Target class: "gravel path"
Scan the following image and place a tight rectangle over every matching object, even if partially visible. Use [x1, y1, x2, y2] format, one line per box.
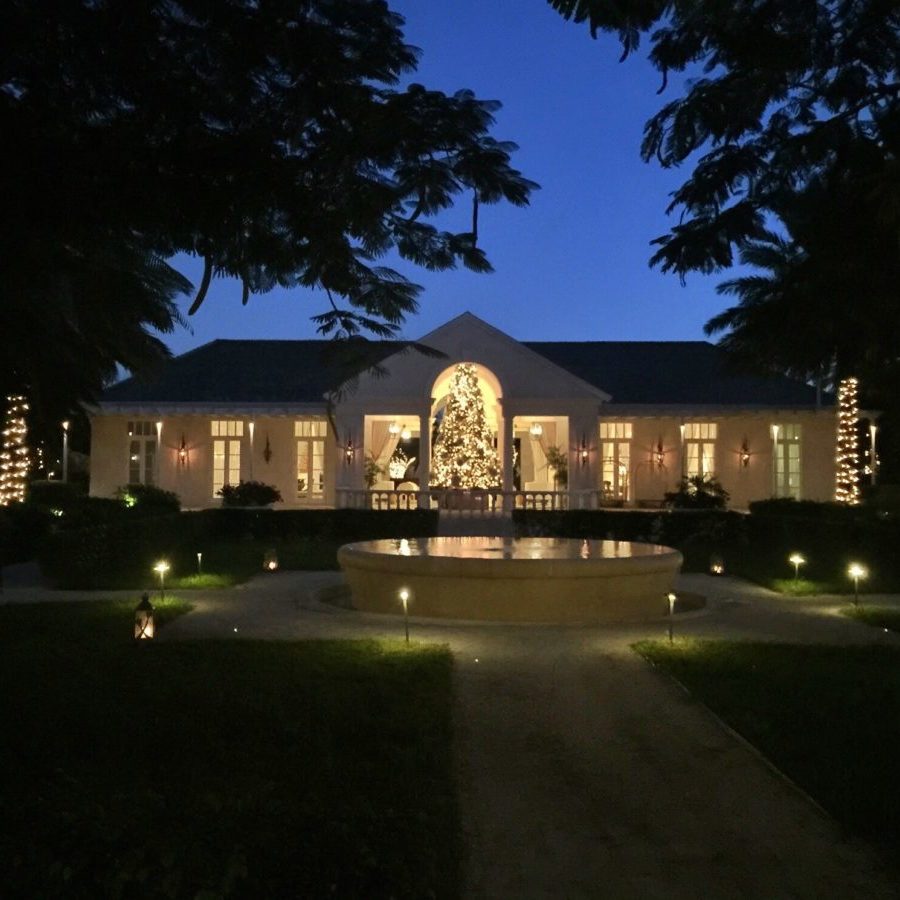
[4, 570, 899, 897]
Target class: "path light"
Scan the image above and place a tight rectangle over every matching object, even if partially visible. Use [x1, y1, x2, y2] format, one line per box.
[134, 593, 155, 640]
[848, 562, 868, 607]
[709, 554, 725, 576]
[153, 560, 170, 599]
[196, 551, 203, 575]
[789, 552, 806, 581]
[263, 549, 279, 572]
[666, 592, 677, 643]
[399, 588, 410, 645]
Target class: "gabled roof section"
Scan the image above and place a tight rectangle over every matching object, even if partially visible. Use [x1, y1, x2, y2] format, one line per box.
[101, 339, 402, 404]
[100, 330, 828, 409]
[525, 341, 826, 407]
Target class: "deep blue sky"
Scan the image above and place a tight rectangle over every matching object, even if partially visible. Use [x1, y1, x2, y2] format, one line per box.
[164, 0, 735, 357]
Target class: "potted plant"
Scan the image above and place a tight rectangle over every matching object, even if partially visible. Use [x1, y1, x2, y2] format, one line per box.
[364, 453, 383, 489]
[544, 445, 568, 489]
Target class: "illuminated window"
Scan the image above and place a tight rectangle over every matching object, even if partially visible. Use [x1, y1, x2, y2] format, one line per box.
[684, 423, 717, 477]
[126, 421, 156, 485]
[295, 419, 327, 499]
[773, 424, 801, 499]
[599, 422, 632, 499]
[211, 421, 243, 495]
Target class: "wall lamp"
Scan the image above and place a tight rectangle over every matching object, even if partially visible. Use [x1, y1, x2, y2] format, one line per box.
[344, 435, 355, 466]
[654, 439, 665, 470]
[740, 438, 751, 468]
[178, 434, 188, 467]
[580, 433, 589, 467]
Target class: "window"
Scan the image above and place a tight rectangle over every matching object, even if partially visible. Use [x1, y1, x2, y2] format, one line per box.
[599, 422, 632, 500]
[295, 419, 327, 500]
[211, 421, 243, 495]
[684, 423, 717, 477]
[773, 424, 801, 499]
[127, 421, 157, 485]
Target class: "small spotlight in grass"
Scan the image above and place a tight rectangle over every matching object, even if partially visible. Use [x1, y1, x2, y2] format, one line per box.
[263, 549, 279, 572]
[153, 560, 170, 599]
[399, 588, 410, 645]
[848, 563, 868, 607]
[789, 552, 806, 581]
[666, 592, 677, 643]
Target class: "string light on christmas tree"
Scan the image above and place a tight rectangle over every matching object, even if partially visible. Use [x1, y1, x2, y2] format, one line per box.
[0, 395, 30, 505]
[835, 376, 861, 505]
[430, 363, 501, 489]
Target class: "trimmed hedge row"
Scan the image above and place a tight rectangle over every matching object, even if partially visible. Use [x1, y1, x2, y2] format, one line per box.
[38, 509, 439, 588]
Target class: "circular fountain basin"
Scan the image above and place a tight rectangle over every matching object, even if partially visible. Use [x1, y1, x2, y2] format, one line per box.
[337, 537, 683, 623]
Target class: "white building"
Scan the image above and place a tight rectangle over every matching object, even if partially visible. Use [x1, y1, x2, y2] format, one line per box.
[90, 312, 837, 510]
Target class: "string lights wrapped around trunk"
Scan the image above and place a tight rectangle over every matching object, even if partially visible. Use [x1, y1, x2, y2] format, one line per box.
[835, 377, 860, 505]
[0, 395, 30, 505]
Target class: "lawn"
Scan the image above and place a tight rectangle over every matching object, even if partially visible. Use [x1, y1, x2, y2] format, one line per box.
[0, 601, 459, 899]
[635, 639, 900, 865]
[842, 605, 900, 634]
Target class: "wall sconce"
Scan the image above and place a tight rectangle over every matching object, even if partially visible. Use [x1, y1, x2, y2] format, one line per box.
[529, 422, 543, 437]
[739, 438, 750, 468]
[580, 433, 589, 467]
[654, 439, 665, 470]
[344, 436, 355, 465]
[178, 434, 188, 467]
[263, 434, 272, 463]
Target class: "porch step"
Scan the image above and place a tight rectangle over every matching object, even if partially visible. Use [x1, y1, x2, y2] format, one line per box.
[437, 511, 514, 537]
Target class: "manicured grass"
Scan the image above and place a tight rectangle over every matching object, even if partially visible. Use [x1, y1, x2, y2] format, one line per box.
[169, 572, 240, 589]
[635, 639, 900, 863]
[0, 602, 459, 899]
[842, 605, 900, 633]
[766, 577, 845, 596]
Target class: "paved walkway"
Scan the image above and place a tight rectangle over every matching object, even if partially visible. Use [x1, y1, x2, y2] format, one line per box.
[3, 570, 900, 897]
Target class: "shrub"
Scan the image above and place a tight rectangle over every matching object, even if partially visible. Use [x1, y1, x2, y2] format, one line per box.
[26, 479, 84, 511]
[218, 480, 282, 507]
[0, 502, 53, 564]
[665, 475, 729, 509]
[116, 483, 181, 514]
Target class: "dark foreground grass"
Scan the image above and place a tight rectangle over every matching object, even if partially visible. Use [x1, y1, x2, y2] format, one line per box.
[635, 639, 900, 865]
[843, 605, 900, 634]
[0, 601, 458, 899]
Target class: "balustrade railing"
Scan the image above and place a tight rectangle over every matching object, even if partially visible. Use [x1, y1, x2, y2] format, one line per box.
[335, 488, 623, 514]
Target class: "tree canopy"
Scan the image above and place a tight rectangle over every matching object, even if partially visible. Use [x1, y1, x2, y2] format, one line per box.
[2, 0, 536, 428]
[550, 1, 900, 368]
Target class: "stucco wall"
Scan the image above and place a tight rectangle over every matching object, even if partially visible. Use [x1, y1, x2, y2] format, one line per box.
[89, 414, 338, 509]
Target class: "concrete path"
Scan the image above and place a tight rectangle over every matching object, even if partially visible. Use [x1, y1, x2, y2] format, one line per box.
[4, 571, 899, 897]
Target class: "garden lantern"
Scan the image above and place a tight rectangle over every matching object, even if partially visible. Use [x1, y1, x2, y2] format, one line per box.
[709, 554, 725, 575]
[847, 562, 867, 607]
[153, 560, 169, 598]
[263, 549, 279, 571]
[789, 552, 806, 581]
[134, 593, 155, 640]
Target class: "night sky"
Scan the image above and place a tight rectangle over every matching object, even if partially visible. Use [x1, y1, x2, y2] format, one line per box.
[164, 1, 737, 357]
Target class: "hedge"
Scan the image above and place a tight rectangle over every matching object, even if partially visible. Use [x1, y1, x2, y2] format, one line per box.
[38, 509, 439, 588]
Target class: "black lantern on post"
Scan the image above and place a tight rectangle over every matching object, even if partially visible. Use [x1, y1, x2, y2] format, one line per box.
[134, 593, 155, 640]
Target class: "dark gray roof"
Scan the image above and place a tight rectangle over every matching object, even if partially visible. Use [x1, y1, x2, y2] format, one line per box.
[523, 341, 826, 407]
[102, 338, 827, 408]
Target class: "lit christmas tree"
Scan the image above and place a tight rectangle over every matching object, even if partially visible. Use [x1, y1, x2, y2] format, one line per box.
[0, 395, 30, 505]
[834, 376, 860, 504]
[430, 363, 501, 488]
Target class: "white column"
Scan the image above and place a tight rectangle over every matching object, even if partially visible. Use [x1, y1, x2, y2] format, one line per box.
[501, 410, 514, 511]
[155, 420, 163, 486]
[418, 406, 432, 509]
[248, 421, 255, 480]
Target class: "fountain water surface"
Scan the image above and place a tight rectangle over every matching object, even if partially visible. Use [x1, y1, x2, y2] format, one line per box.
[338, 537, 682, 623]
